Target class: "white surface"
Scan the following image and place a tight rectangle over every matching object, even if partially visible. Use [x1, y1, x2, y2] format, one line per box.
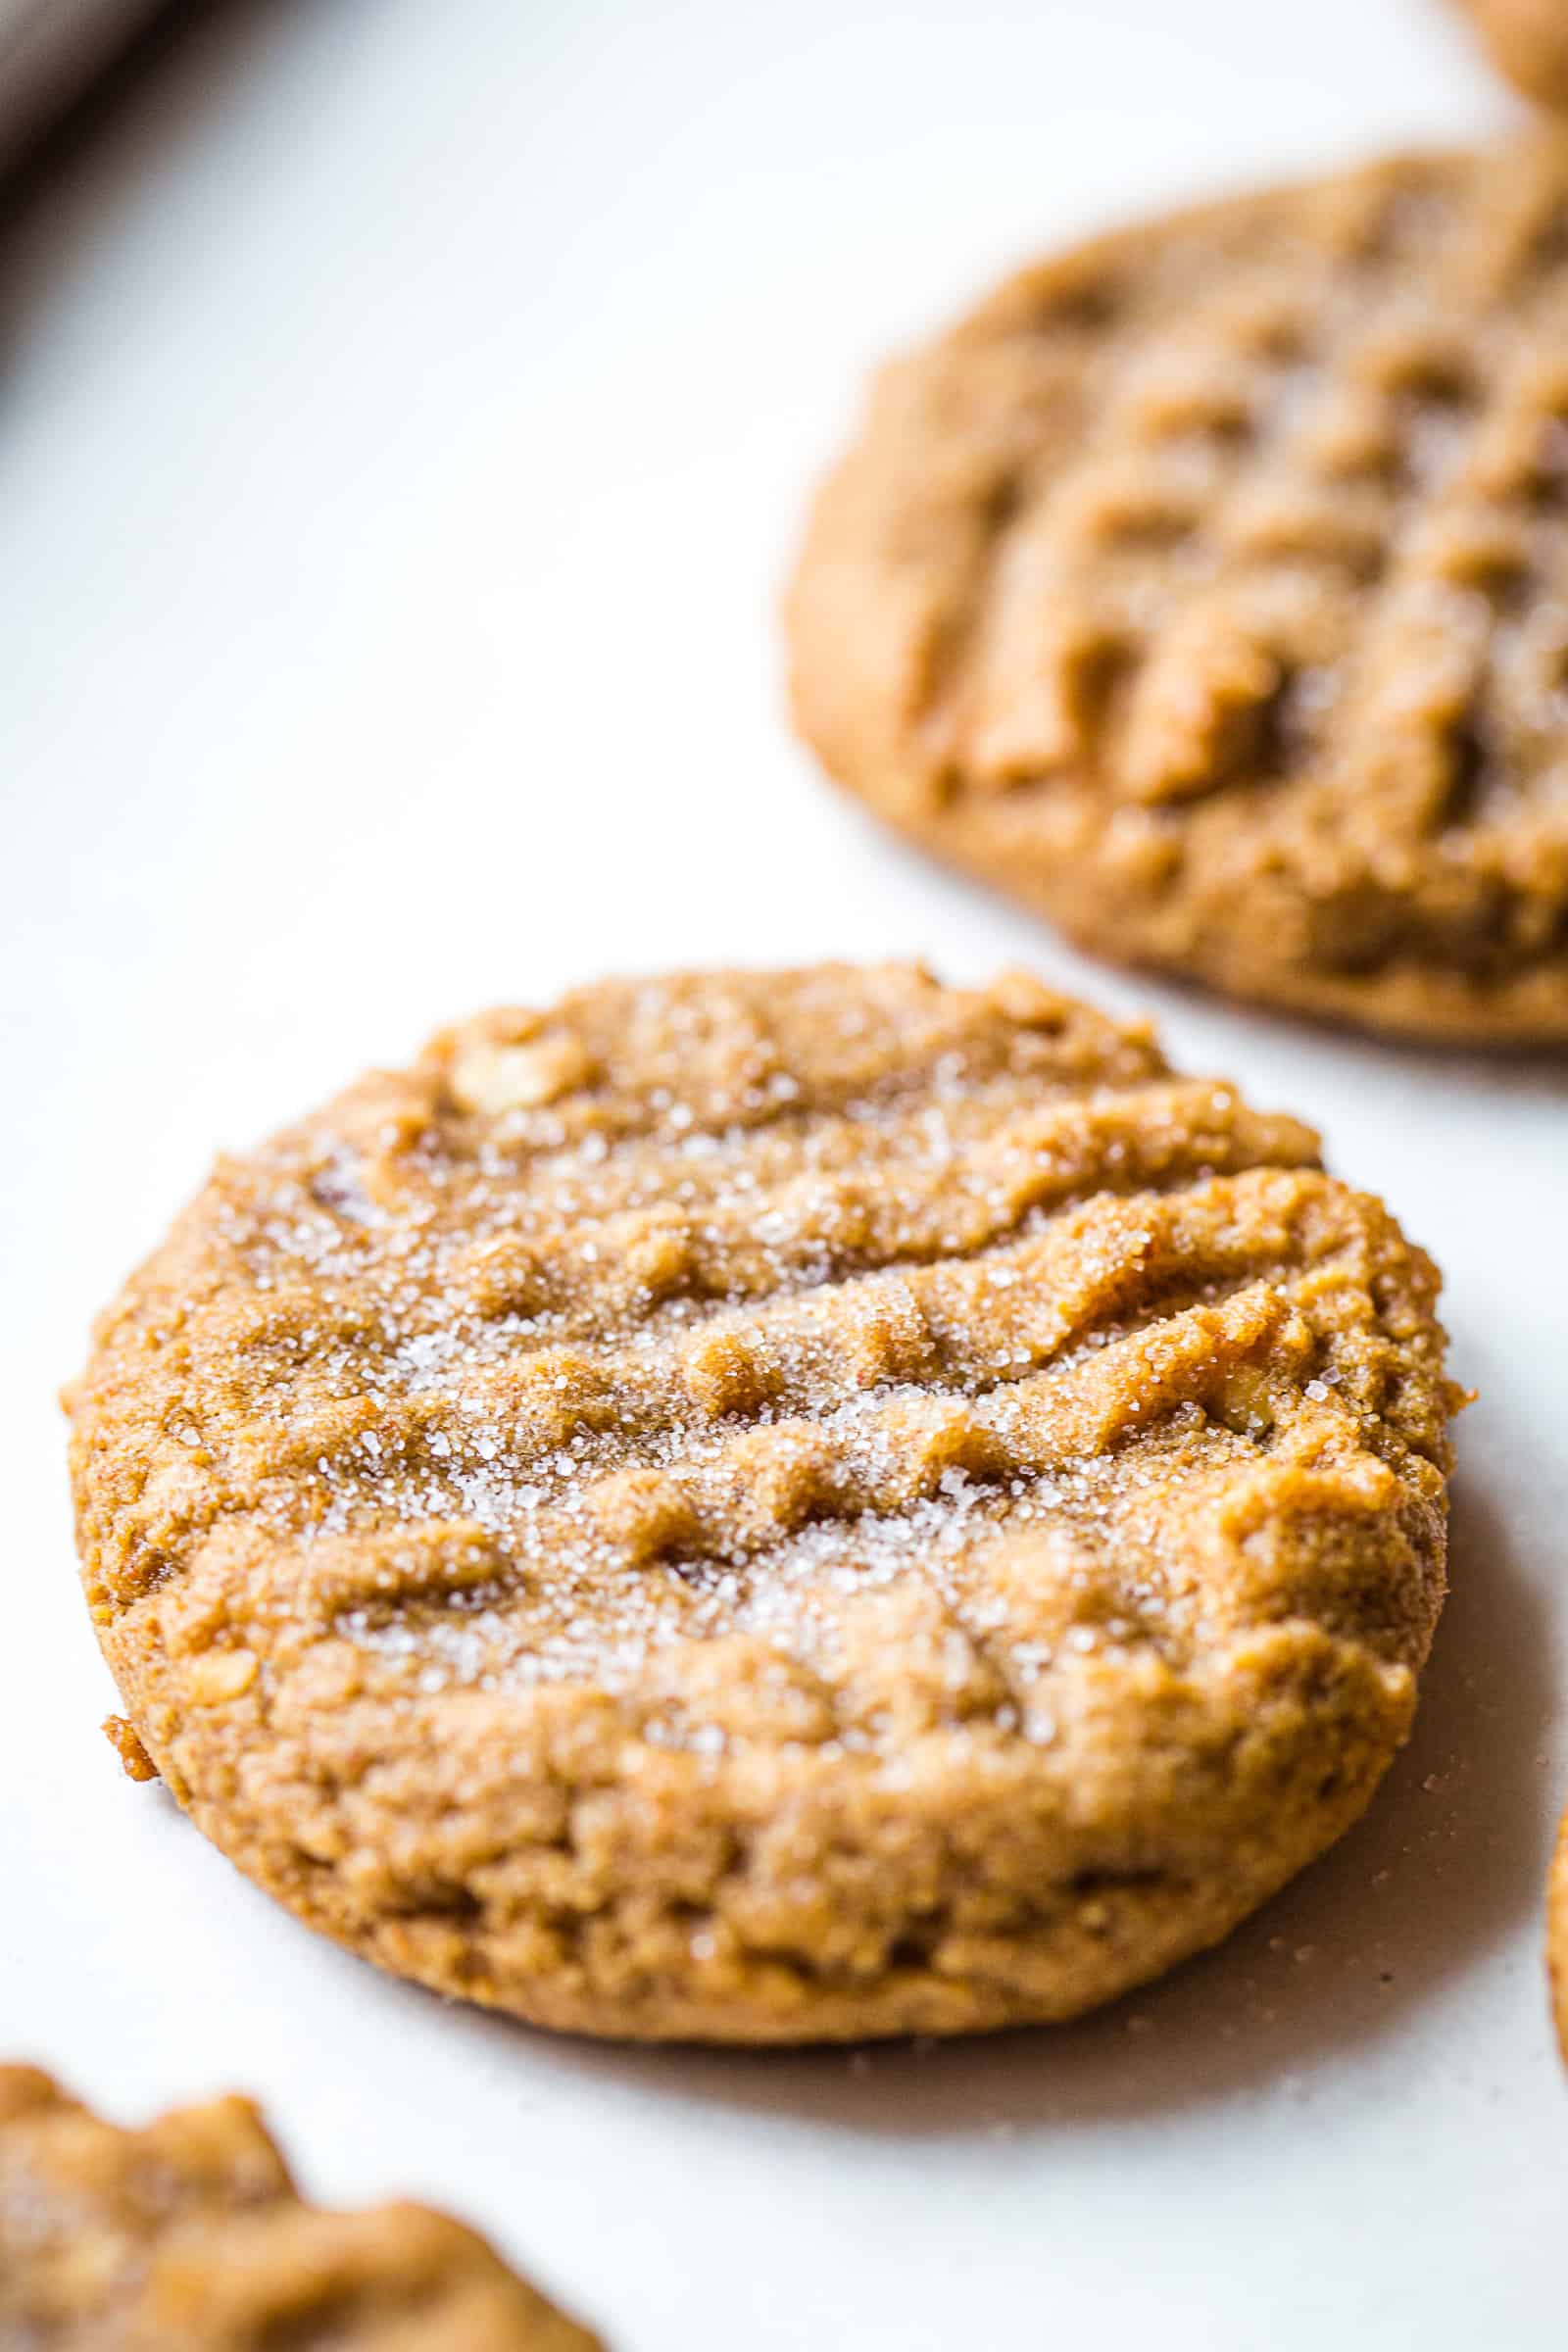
[1, 2, 1564, 2344]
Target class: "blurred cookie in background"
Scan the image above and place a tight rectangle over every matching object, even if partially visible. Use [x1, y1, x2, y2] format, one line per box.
[788, 141, 1568, 1043]
[1548, 1808, 1568, 2060]
[0, 2066, 602, 2350]
[1458, 0, 1568, 110]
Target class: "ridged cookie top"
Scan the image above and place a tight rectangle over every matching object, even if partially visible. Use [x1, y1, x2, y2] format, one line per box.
[789, 145, 1568, 1036]
[71, 966, 1452, 1790]
[0, 2068, 598, 2349]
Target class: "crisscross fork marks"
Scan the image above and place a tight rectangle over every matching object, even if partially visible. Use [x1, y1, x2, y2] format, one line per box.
[789, 146, 1568, 1032]
[66, 967, 1459, 2042]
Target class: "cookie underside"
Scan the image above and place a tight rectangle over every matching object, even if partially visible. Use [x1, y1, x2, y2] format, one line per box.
[68, 966, 1457, 2041]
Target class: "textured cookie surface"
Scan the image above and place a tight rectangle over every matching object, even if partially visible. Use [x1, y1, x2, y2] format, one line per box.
[1461, 1, 1568, 109]
[787, 143, 1568, 1040]
[69, 965, 1458, 2041]
[0, 2067, 599, 2349]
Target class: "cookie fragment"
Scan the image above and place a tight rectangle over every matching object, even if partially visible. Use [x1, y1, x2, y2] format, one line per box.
[0, 2067, 600, 2349]
[68, 964, 1460, 2040]
[787, 143, 1568, 1040]
[103, 1714, 158, 1782]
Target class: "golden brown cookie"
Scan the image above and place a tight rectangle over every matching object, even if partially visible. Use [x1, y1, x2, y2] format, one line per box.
[787, 143, 1568, 1042]
[1460, 0, 1568, 109]
[68, 964, 1460, 2041]
[0, 2066, 599, 2349]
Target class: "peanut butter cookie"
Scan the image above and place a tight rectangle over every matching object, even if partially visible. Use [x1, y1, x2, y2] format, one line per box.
[787, 144, 1568, 1042]
[68, 964, 1459, 2040]
[1460, 1, 1568, 110]
[0, 2066, 599, 2348]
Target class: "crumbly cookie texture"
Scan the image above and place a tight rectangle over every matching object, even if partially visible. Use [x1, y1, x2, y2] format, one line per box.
[0, 2067, 600, 2350]
[787, 143, 1568, 1042]
[1461, 0, 1568, 109]
[68, 964, 1460, 2042]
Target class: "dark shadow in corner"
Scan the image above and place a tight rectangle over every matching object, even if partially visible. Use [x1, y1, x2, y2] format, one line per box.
[0, 0, 300, 358]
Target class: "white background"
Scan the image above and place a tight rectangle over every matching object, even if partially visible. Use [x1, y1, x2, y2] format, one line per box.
[2, 3, 1564, 2343]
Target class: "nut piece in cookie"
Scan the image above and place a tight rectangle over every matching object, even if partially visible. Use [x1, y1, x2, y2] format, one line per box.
[67, 964, 1462, 2041]
[787, 143, 1568, 1041]
[0, 2066, 601, 2348]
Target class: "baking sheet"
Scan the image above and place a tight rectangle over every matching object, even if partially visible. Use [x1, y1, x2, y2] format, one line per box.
[2, 2, 1563, 2344]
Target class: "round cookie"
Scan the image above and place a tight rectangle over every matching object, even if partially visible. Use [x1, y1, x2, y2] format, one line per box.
[786, 143, 1568, 1042]
[0, 2066, 600, 2349]
[68, 964, 1460, 2042]
[1460, 1, 1568, 110]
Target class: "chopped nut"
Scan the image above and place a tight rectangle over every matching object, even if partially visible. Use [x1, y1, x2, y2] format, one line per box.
[450, 1036, 593, 1114]
[187, 1649, 259, 1705]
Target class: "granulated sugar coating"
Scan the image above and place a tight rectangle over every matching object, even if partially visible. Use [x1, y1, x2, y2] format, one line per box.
[0, 2067, 600, 2348]
[788, 141, 1568, 1042]
[67, 965, 1462, 2041]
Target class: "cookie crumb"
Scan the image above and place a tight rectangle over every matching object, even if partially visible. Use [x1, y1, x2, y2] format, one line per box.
[102, 1715, 158, 1783]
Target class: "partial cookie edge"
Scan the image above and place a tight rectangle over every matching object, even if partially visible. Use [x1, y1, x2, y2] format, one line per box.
[0, 2066, 604, 2349]
[1458, 0, 1568, 112]
[1549, 1805, 1568, 2061]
